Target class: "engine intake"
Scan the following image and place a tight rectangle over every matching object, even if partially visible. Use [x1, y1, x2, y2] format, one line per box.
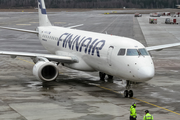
[33, 61, 59, 81]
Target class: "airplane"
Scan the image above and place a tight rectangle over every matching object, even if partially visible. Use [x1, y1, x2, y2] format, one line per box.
[0, 0, 180, 98]
[176, 5, 180, 9]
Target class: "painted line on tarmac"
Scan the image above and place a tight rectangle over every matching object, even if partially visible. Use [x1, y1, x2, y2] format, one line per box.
[17, 58, 34, 65]
[16, 24, 31, 26]
[95, 85, 180, 116]
[16, 58, 180, 116]
[133, 97, 180, 116]
[29, 22, 39, 23]
[54, 22, 66, 24]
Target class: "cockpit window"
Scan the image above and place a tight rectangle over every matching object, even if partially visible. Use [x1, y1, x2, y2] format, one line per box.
[118, 49, 126, 56]
[127, 49, 139, 56]
[126, 48, 149, 56]
[138, 48, 149, 56]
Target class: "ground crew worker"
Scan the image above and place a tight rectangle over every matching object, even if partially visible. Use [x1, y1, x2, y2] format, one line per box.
[150, 19, 154, 24]
[130, 102, 137, 120]
[143, 110, 153, 120]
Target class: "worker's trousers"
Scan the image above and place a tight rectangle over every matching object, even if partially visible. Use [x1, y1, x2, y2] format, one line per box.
[130, 116, 136, 120]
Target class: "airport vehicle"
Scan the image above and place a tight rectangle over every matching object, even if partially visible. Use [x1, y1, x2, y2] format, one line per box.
[150, 13, 161, 17]
[134, 13, 142, 17]
[165, 18, 178, 24]
[176, 5, 180, 9]
[149, 18, 157, 24]
[1, 0, 180, 98]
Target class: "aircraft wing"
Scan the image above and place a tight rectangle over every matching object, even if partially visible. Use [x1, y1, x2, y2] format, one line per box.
[0, 26, 38, 34]
[0, 24, 83, 33]
[146, 43, 180, 51]
[0, 51, 78, 63]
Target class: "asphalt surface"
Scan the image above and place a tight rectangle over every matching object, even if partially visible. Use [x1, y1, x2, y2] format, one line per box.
[0, 10, 180, 120]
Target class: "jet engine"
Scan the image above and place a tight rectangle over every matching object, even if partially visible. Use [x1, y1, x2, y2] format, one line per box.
[33, 61, 59, 81]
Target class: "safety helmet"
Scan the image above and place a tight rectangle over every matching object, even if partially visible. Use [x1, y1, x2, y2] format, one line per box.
[132, 102, 136, 107]
[145, 110, 149, 113]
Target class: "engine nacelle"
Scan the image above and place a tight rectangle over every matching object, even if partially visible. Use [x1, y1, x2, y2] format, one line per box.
[33, 61, 59, 81]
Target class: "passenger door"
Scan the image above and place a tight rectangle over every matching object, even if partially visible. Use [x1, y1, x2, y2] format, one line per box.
[107, 46, 114, 66]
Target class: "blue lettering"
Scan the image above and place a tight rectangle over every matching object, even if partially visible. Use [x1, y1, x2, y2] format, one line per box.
[57, 33, 106, 57]
[88, 39, 98, 55]
[67, 35, 78, 49]
[63, 34, 71, 47]
[64, 34, 73, 48]
[57, 33, 69, 46]
[79, 38, 92, 53]
[92, 40, 105, 57]
[72, 36, 85, 51]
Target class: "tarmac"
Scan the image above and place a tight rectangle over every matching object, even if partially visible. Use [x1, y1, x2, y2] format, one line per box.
[0, 9, 180, 120]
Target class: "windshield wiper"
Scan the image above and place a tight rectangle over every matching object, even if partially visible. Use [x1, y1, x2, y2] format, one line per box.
[137, 49, 144, 57]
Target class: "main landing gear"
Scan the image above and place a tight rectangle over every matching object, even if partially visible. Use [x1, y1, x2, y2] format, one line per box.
[124, 80, 134, 98]
[99, 72, 113, 83]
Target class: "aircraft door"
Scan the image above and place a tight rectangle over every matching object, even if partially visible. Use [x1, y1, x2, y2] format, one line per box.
[107, 46, 114, 66]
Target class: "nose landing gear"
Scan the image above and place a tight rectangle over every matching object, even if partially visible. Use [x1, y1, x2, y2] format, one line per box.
[99, 72, 134, 98]
[124, 80, 134, 98]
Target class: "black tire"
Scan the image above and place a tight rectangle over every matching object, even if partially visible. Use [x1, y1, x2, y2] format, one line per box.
[99, 72, 106, 81]
[107, 75, 113, 83]
[124, 90, 128, 98]
[108, 75, 113, 79]
[129, 90, 133, 98]
[107, 79, 113, 83]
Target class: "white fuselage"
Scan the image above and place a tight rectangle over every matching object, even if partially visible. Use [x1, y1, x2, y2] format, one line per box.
[38, 26, 155, 82]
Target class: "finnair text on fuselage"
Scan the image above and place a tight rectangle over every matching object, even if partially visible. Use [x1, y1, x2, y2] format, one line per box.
[43, 31, 106, 57]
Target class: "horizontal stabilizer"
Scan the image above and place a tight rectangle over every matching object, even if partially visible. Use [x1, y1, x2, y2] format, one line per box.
[0, 26, 38, 34]
[146, 42, 180, 51]
[67, 24, 84, 29]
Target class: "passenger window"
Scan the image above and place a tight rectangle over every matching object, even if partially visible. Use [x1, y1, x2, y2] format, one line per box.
[118, 49, 126, 56]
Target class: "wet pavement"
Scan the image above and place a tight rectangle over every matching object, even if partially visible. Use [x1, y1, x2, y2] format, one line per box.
[0, 10, 180, 120]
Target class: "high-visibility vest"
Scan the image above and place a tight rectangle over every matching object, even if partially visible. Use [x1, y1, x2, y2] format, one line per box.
[130, 105, 137, 118]
[143, 113, 153, 120]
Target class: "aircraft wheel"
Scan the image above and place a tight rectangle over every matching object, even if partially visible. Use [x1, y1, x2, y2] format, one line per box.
[99, 72, 106, 81]
[107, 75, 113, 83]
[107, 79, 113, 83]
[124, 90, 129, 98]
[128, 90, 133, 98]
[108, 75, 113, 79]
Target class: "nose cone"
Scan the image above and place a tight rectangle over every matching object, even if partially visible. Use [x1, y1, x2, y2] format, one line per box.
[138, 67, 154, 80]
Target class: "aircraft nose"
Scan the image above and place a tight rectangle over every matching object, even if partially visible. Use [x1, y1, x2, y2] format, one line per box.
[138, 67, 154, 80]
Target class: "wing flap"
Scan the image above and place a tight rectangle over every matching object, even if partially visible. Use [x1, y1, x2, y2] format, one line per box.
[0, 51, 78, 63]
[146, 43, 180, 51]
[0, 26, 38, 34]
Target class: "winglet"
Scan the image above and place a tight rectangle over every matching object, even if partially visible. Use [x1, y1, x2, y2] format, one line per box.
[146, 43, 180, 51]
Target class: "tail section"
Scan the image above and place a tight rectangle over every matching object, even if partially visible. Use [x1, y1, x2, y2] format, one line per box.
[38, 0, 52, 26]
